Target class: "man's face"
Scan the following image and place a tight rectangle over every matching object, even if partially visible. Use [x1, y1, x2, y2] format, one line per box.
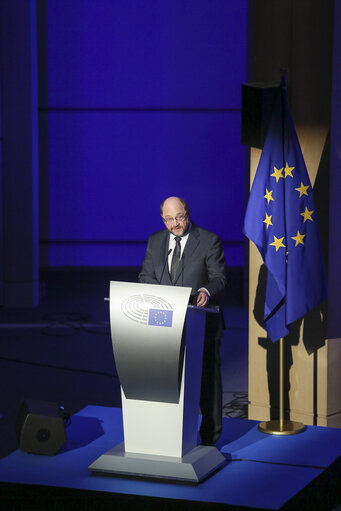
[162, 199, 189, 237]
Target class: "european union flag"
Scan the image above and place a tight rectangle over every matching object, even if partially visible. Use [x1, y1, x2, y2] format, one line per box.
[243, 76, 327, 342]
[148, 309, 173, 327]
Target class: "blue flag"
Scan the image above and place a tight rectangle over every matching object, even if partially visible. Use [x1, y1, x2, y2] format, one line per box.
[243, 78, 327, 342]
[148, 309, 173, 327]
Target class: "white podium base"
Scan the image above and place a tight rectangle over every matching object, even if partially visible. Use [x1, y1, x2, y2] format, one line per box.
[88, 442, 226, 484]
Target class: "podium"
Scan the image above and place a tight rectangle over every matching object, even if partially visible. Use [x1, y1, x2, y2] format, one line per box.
[88, 281, 226, 483]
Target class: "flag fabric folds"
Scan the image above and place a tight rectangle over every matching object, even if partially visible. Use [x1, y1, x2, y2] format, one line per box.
[243, 78, 327, 342]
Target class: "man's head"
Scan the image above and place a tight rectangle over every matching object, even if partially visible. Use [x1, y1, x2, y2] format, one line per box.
[160, 196, 190, 237]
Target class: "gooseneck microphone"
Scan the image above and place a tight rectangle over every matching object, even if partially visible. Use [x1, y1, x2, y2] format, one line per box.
[159, 248, 172, 284]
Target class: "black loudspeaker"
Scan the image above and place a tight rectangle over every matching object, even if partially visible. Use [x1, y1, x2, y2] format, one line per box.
[16, 399, 67, 455]
[241, 82, 279, 149]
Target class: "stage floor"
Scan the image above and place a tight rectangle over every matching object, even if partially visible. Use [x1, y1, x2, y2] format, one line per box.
[1, 406, 341, 510]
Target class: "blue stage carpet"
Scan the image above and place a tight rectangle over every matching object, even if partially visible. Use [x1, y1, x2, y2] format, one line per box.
[0, 406, 341, 510]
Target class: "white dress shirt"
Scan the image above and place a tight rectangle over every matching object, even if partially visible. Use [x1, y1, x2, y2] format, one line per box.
[167, 231, 190, 271]
[167, 225, 210, 298]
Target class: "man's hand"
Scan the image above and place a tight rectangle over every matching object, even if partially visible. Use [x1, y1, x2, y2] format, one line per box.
[196, 289, 209, 307]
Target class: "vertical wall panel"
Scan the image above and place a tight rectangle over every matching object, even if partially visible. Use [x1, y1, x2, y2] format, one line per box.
[0, 60, 3, 304]
[1, 0, 40, 306]
[328, 0, 341, 339]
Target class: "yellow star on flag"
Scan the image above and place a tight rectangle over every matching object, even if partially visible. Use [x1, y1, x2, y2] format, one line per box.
[270, 166, 284, 182]
[270, 236, 285, 252]
[295, 182, 310, 197]
[291, 230, 306, 246]
[264, 188, 274, 204]
[300, 207, 314, 223]
[263, 213, 273, 229]
[284, 162, 294, 178]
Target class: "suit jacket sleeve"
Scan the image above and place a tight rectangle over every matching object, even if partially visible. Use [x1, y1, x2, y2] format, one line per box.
[201, 234, 227, 299]
[138, 236, 160, 285]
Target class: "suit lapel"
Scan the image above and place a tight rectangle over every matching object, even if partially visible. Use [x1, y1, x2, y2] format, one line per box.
[159, 231, 172, 285]
[183, 224, 200, 260]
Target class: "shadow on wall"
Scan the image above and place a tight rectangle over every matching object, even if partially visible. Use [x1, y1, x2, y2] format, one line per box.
[253, 264, 327, 424]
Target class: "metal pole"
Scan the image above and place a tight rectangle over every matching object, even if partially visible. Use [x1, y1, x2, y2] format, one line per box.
[279, 337, 284, 431]
[258, 338, 305, 435]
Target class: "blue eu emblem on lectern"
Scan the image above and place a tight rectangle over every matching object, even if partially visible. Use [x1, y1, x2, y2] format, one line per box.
[148, 309, 173, 327]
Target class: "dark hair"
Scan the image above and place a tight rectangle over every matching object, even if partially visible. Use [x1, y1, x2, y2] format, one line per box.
[160, 197, 190, 216]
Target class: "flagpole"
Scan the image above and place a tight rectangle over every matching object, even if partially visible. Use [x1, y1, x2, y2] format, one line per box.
[279, 336, 284, 430]
[243, 73, 327, 436]
[258, 338, 305, 435]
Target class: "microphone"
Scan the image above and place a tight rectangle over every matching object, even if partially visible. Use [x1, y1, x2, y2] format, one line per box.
[159, 248, 172, 284]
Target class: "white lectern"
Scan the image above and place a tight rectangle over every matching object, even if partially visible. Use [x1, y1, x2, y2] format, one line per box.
[88, 281, 226, 483]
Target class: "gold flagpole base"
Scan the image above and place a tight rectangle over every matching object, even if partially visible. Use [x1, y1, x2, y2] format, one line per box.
[258, 420, 306, 435]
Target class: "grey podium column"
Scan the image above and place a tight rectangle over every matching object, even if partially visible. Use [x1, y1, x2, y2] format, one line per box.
[89, 281, 226, 483]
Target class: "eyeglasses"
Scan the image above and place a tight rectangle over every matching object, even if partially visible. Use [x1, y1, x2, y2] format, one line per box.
[163, 214, 187, 225]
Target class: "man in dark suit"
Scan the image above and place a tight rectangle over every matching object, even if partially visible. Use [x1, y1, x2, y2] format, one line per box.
[138, 196, 227, 445]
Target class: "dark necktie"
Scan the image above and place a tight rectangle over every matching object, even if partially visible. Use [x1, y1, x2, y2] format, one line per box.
[170, 236, 181, 283]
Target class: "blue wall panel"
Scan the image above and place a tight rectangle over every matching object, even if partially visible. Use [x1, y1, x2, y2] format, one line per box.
[43, 0, 247, 109]
[44, 110, 244, 239]
[39, 0, 248, 267]
[40, 241, 243, 268]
